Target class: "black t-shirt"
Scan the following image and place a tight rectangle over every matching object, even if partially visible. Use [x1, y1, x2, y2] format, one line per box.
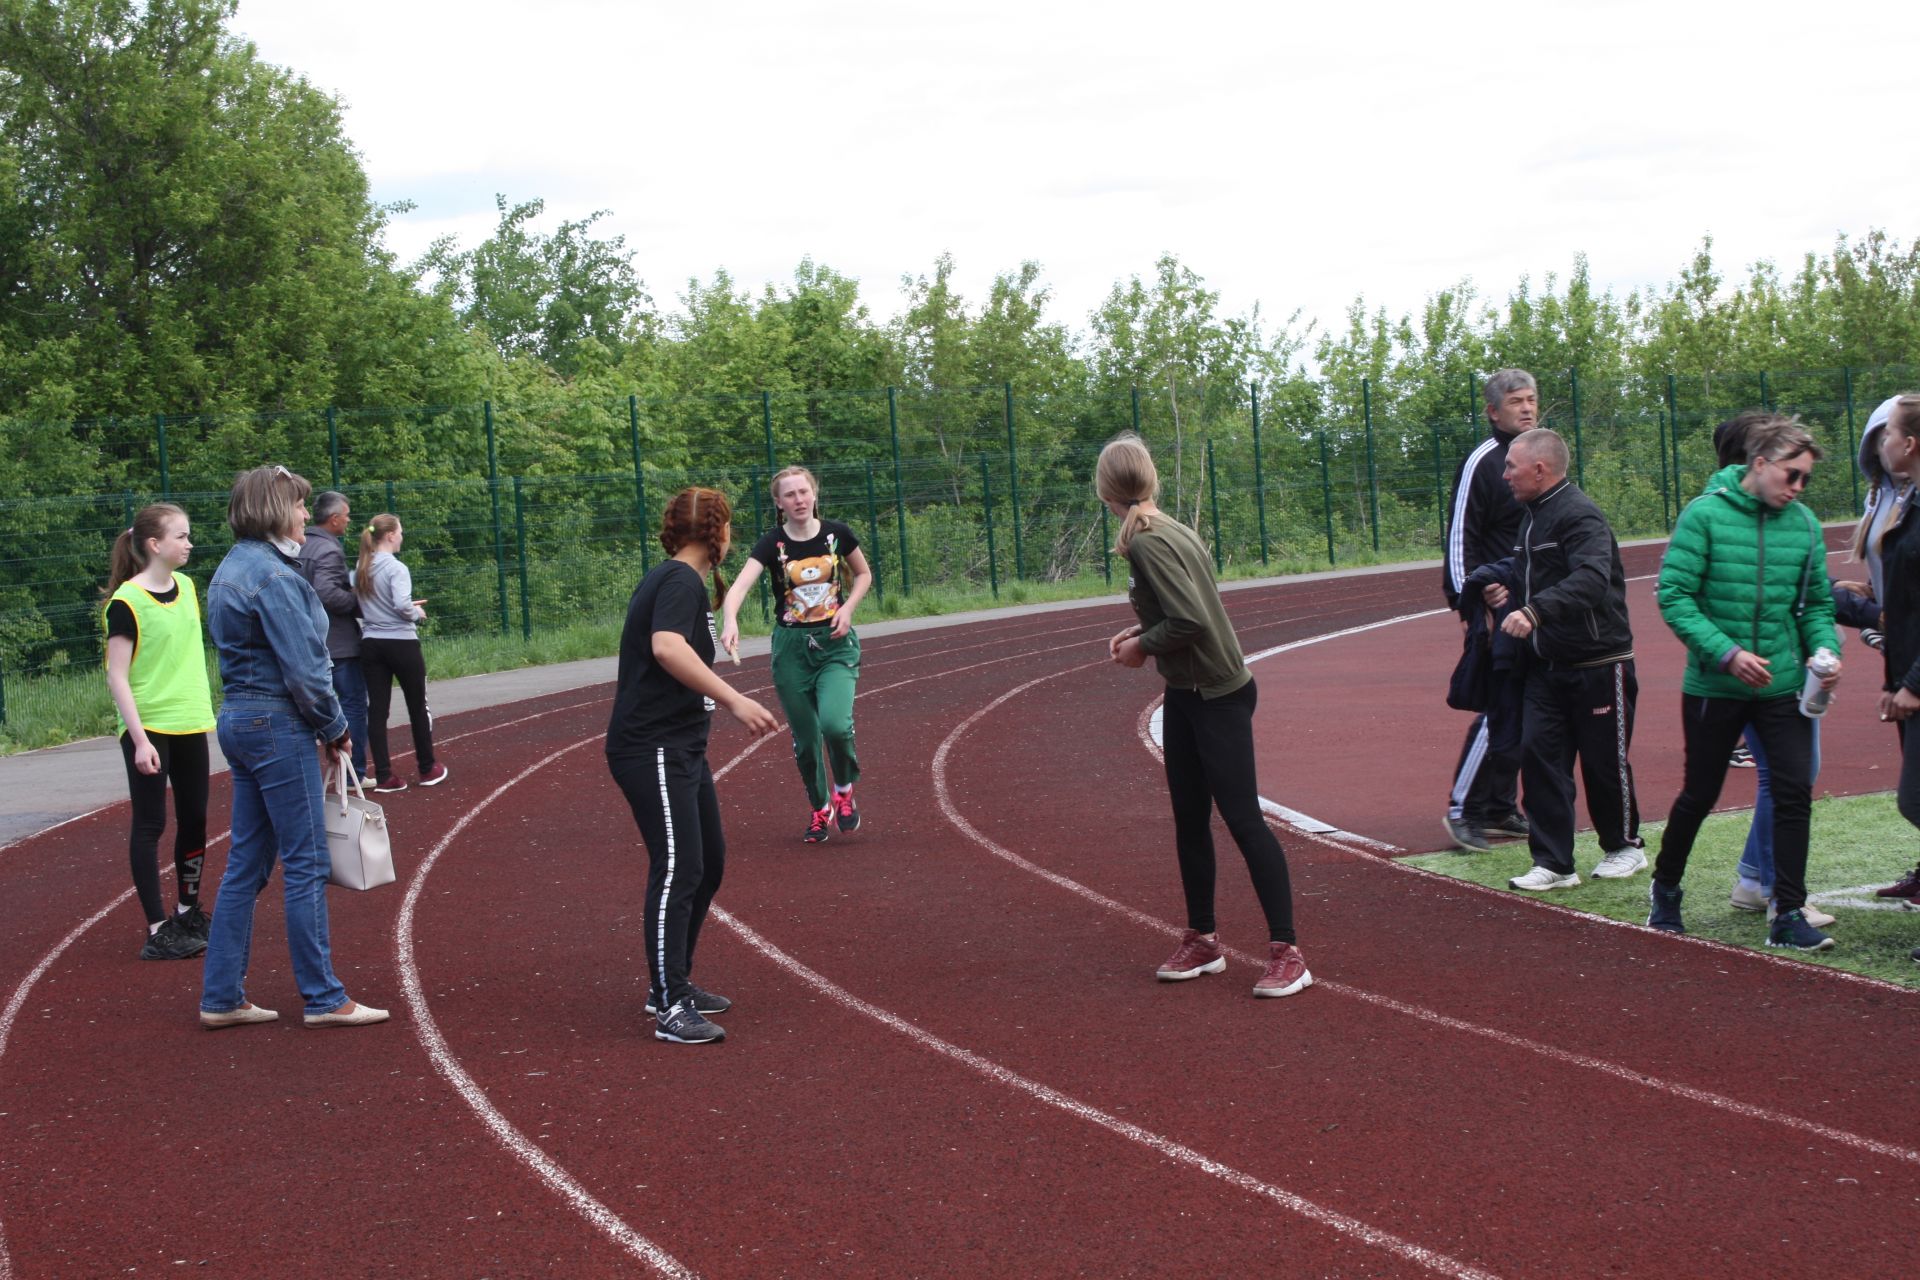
[748, 519, 860, 627]
[106, 582, 182, 655]
[605, 561, 717, 756]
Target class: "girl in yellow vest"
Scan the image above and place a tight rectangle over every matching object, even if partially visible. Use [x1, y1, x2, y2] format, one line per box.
[104, 503, 218, 962]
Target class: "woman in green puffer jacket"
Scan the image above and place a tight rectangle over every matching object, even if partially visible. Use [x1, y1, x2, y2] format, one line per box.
[1649, 415, 1844, 949]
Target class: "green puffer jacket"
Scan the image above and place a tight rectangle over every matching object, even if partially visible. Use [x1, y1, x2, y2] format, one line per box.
[1658, 463, 1839, 700]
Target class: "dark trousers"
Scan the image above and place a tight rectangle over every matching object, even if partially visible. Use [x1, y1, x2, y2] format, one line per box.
[331, 656, 369, 779]
[1449, 666, 1522, 824]
[1161, 679, 1297, 944]
[119, 729, 210, 925]
[1655, 694, 1814, 912]
[362, 636, 435, 778]
[609, 747, 726, 1010]
[1893, 720, 1920, 833]
[1520, 660, 1642, 875]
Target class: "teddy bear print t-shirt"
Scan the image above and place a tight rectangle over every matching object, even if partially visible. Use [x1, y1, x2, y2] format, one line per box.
[748, 519, 860, 627]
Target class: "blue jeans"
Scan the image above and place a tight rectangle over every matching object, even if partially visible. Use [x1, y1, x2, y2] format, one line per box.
[331, 658, 369, 780]
[201, 704, 349, 1017]
[1738, 719, 1824, 894]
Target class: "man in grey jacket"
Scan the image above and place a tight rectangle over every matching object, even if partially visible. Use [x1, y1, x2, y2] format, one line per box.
[296, 491, 368, 778]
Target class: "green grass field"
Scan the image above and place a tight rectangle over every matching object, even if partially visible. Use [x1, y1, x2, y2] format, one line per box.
[1402, 793, 1920, 988]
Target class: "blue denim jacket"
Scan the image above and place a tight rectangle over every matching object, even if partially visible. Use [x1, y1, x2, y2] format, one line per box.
[207, 539, 348, 742]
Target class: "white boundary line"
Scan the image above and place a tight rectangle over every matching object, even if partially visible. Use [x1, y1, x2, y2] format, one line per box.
[930, 639, 1920, 1171]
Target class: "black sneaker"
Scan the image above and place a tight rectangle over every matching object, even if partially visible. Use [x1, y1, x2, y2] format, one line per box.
[654, 998, 726, 1044]
[803, 806, 833, 844]
[175, 904, 211, 942]
[140, 916, 208, 961]
[1647, 881, 1686, 934]
[1484, 811, 1530, 841]
[1442, 815, 1491, 852]
[644, 984, 732, 1017]
[832, 788, 861, 833]
[1766, 908, 1835, 952]
[1729, 745, 1756, 769]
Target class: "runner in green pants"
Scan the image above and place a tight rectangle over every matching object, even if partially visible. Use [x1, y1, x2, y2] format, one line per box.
[720, 465, 874, 843]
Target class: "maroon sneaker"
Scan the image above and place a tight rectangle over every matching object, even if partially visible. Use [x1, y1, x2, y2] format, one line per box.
[1253, 943, 1313, 999]
[1875, 862, 1920, 898]
[1156, 929, 1226, 981]
[831, 787, 860, 833]
[372, 775, 409, 794]
[803, 806, 833, 844]
[419, 762, 450, 787]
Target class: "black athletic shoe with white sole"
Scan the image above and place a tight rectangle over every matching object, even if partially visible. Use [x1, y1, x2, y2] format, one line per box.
[645, 984, 732, 1017]
[140, 916, 208, 961]
[655, 999, 726, 1044]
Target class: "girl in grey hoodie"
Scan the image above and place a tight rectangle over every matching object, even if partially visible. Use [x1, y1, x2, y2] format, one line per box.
[355, 514, 447, 791]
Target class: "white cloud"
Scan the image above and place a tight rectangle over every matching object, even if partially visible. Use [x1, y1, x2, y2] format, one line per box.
[233, 0, 1920, 343]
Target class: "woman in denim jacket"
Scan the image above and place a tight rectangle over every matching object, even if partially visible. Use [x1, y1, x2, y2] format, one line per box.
[198, 465, 388, 1030]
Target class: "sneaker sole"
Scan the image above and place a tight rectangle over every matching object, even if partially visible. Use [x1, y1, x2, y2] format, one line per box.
[644, 1003, 731, 1017]
[1253, 970, 1314, 999]
[1156, 957, 1227, 981]
[1765, 937, 1836, 952]
[1509, 875, 1580, 891]
[420, 771, 449, 787]
[1728, 897, 1767, 912]
[654, 1027, 726, 1044]
[140, 940, 208, 961]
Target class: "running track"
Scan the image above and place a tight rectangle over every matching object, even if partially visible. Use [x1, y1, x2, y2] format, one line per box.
[0, 557, 1915, 1277]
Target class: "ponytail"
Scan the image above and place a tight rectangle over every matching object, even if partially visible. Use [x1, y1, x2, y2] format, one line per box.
[105, 503, 187, 596]
[355, 513, 400, 600]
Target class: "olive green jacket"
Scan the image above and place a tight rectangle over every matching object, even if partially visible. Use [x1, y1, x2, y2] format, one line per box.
[1125, 516, 1250, 699]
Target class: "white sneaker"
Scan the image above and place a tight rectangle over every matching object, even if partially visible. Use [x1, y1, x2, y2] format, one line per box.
[1767, 902, 1837, 928]
[1728, 878, 1769, 912]
[1509, 865, 1580, 891]
[1591, 847, 1649, 880]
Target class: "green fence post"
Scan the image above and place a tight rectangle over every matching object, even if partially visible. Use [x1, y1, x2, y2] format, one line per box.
[888, 386, 909, 596]
[1318, 428, 1335, 565]
[1429, 427, 1444, 520]
[1003, 382, 1022, 580]
[1131, 386, 1141, 434]
[1666, 374, 1681, 504]
[628, 394, 651, 572]
[122, 490, 134, 532]
[1362, 378, 1380, 554]
[485, 400, 508, 636]
[0, 657, 6, 726]
[864, 460, 882, 604]
[1205, 438, 1224, 573]
[1250, 380, 1268, 565]
[1760, 370, 1772, 411]
[1657, 411, 1672, 531]
[1844, 367, 1860, 511]
[751, 467, 769, 623]
[761, 390, 775, 473]
[1570, 368, 1584, 488]
[513, 476, 531, 641]
[327, 407, 341, 488]
[1466, 371, 1478, 426]
[155, 415, 170, 499]
[384, 479, 395, 514]
[980, 454, 999, 600]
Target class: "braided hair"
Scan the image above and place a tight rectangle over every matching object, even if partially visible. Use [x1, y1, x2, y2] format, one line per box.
[660, 487, 733, 606]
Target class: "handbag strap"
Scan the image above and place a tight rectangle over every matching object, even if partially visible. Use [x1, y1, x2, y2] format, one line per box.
[331, 755, 370, 810]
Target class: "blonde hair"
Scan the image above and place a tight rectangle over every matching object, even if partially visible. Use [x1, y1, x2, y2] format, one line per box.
[354, 513, 402, 600]
[228, 465, 310, 542]
[769, 465, 820, 509]
[1852, 394, 1920, 562]
[105, 502, 187, 595]
[1094, 433, 1160, 556]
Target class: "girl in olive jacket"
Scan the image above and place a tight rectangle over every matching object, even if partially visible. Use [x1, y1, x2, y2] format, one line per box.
[1650, 417, 1842, 948]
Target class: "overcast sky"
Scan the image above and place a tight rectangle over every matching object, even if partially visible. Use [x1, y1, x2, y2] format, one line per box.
[232, 0, 1919, 350]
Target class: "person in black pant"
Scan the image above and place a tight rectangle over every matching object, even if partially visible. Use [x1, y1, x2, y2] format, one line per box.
[1465, 429, 1643, 891]
[355, 514, 446, 791]
[1441, 368, 1536, 851]
[606, 487, 777, 1045]
[296, 491, 367, 780]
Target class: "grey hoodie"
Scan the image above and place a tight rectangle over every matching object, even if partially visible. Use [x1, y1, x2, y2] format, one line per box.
[1857, 395, 1909, 605]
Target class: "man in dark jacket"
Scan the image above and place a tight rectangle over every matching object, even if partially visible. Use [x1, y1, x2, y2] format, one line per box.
[1441, 368, 1535, 851]
[1466, 429, 1643, 891]
[296, 491, 367, 778]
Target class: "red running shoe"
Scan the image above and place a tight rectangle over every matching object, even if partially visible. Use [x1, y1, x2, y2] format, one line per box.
[1875, 862, 1920, 898]
[803, 806, 833, 844]
[832, 787, 860, 833]
[1156, 929, 1226, 981]
[1253, 943, 1313, 999]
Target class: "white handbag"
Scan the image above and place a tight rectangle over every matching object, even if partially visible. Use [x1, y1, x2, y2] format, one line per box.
[324, 758, 395, 890]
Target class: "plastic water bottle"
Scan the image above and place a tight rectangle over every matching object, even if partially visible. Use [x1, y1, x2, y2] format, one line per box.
[1799, 648, 1840, 718]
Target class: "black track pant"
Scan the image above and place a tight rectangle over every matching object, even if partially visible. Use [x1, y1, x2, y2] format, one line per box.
[119, 729, 210, 926]
[609, 747, 726, 1011]
[1162, 680, 1297, 944]
[1655, 694, 1814, 912]
[1448, 666, 1522, 824]
[1520, 660, 1642, 875]
[1893, 720, 1920, 834]
[362, 636, 436, 778]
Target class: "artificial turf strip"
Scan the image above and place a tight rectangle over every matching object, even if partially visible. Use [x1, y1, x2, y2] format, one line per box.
[1402, 792, 1920, 988]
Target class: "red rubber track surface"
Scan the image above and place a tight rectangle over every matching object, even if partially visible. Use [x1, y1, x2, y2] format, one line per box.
[1, 552, 1915, 1279]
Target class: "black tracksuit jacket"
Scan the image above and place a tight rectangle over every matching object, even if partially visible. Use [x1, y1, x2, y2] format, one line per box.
[1463, 478, 1633, 668]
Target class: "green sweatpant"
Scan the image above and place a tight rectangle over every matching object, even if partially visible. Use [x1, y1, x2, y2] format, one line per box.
[770, 624, 861, 809]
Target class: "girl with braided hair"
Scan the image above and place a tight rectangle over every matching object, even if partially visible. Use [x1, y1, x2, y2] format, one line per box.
[719, 465, 873, 843]
[607, 487, 777, 1045]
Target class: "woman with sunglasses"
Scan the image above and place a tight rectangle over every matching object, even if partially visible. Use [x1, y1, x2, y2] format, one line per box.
[1648, 416, 1843, 950]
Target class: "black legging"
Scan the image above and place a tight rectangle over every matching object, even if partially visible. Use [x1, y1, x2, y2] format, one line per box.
[608, 746, 726, 1009]
[362, 636, 436, 778]
[1161, 679, 1297, 944]
[119, 729, 209, 926]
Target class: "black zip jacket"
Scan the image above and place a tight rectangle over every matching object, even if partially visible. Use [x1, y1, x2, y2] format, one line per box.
[1877, 499, 1920, 695]
[1440, 425, 1524, 611]
[1462, 478, 1633, 668]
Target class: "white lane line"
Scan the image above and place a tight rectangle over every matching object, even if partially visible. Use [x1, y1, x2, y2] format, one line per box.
[395, 737, 697, 1280]
[713, 908, 1501, 1280]
[934, 660, 1920, 1170]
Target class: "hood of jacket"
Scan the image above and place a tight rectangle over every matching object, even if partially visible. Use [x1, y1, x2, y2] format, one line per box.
[1858, 394, 1904, 490]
